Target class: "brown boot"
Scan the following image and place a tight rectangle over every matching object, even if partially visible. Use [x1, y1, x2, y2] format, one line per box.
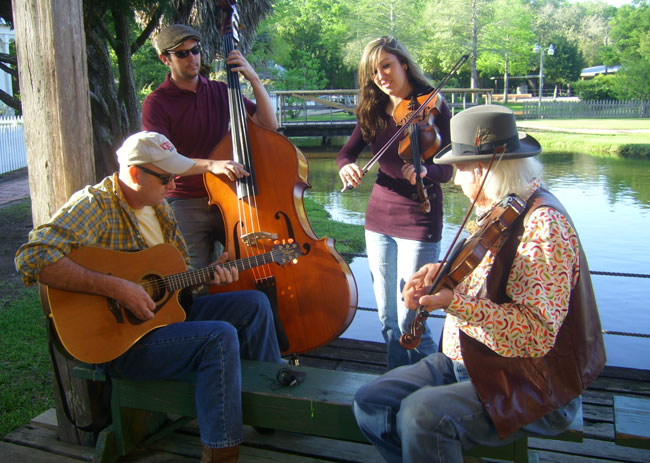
[201, 445, 239, 463]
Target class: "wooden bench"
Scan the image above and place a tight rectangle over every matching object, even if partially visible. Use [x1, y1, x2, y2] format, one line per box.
[614, 395, 650, 450]
[73, 361, 582, 463]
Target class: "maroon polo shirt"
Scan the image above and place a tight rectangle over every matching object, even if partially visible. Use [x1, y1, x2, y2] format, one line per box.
[336, 102, 453, 242]
[141, 73, 256, 199]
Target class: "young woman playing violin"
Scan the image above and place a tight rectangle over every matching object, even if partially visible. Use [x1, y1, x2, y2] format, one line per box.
[337, 36, 453, 370]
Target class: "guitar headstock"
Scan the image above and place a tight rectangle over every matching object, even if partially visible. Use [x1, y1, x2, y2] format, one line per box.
[271, 242, 302, 265]
[220, 0, 240, 46]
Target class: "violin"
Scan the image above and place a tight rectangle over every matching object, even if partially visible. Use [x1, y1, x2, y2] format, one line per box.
[392, 89, 443, 213]
[400, 194, 526, 349]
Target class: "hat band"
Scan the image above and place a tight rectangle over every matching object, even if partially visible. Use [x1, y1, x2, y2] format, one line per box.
[452, 134, 520, 156]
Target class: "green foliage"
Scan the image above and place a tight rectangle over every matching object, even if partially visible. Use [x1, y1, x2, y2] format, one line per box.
[132, 41, 169, 103]
[542, 35, 585, 85]
[572, 74, 619, 100]
[262, 0, 354, 89]
[614, 59, 650, 99]
[273, 50, 328, 90]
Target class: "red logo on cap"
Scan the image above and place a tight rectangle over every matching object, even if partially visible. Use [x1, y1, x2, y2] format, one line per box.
[160, 141, 174, 151]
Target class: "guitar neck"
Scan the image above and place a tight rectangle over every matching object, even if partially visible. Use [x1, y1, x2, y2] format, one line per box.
[164, 251, 276, 291]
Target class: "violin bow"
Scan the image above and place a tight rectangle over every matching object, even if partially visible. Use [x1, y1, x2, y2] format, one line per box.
[341, 53, 470, 192]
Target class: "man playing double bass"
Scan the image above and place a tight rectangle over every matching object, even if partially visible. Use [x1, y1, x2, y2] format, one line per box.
[142, 24, 278, 270]
[353, 105, 606, 463]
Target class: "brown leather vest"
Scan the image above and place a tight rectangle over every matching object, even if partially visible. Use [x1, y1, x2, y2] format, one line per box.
[459, 188, 606, 438]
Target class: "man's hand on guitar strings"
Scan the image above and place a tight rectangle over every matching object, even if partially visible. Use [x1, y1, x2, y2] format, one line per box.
[205, 252, 239, 286]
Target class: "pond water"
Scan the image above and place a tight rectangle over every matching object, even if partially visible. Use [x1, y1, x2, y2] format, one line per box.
[304, 151, 650, 370]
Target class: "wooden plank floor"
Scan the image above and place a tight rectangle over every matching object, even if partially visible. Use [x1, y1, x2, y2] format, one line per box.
[3, 338, 650, 463]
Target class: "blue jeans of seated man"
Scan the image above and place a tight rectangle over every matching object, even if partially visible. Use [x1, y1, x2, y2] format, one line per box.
[167, 197, 224, 270]
[105, 290, 282, 448]
[353, 352, 581, 463]
[365, 230, 440, 370]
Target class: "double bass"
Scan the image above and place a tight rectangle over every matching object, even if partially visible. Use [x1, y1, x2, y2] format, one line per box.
[204, 0, 357, 354]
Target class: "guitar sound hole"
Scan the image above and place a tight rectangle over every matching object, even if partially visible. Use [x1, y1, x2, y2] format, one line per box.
[141, 274, 166, 303]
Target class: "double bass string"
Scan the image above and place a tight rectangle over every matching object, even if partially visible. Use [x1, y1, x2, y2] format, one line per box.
[223, 28, 271, 281]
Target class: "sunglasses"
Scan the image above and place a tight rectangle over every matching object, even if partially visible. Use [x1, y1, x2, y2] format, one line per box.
[136, 165, 175, 185]
[167, 45, 201, 59]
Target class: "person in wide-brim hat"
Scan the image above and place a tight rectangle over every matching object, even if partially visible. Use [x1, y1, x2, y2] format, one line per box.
[353, 104, 606, 463]
[434, 104, 541, 165]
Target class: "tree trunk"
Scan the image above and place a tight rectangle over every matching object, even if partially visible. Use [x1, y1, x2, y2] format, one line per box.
[112, 6, 141, 134]
[13, 0, 97, 446]
[84, 11, 124, 179]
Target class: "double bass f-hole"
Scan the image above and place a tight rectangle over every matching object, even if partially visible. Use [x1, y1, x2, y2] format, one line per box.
[400, 194, 526, 349]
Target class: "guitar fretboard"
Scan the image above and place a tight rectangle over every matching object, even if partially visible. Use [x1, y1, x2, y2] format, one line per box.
[164, 250, 278, 291]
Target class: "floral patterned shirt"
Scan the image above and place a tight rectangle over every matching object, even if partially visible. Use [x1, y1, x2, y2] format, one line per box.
[442, 186, 580, 361]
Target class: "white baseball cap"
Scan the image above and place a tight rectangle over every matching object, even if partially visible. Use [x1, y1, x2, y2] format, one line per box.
[116, 131, 195, 174]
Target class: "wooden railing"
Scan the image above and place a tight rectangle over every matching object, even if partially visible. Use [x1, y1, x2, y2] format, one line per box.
[272, 88, 494, 128]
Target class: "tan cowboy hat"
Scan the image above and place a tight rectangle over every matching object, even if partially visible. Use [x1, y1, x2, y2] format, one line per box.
[434, 105, 541, 165]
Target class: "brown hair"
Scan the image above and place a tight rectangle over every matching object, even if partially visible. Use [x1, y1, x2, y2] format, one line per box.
[356, 36, 431, 142]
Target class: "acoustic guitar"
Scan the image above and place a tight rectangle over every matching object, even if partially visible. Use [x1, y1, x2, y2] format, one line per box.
[41, 242, 301, 364]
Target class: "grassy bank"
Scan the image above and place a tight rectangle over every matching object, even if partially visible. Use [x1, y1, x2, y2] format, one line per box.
[517, 119, 650, 159]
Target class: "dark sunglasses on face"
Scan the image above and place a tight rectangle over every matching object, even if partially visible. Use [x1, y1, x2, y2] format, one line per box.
[136, 165, 176, 185]
[167, 45, 201, 59]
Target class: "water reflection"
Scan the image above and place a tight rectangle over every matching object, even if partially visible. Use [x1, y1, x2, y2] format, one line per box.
[304, 151, 650, 369]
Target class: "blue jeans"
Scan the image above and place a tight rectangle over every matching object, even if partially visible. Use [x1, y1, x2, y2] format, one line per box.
[353, 352, 581, 463]
[365, 230, 440, 370]
[105, 290, 282, 448]
[167, 197, 224, 269]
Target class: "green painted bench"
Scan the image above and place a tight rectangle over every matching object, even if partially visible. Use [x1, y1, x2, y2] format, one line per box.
[73, 361, 582, 463]
[614, 395, 650, 450]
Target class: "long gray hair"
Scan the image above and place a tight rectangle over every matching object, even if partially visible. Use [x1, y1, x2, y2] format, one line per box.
[481, 156, 544, 202]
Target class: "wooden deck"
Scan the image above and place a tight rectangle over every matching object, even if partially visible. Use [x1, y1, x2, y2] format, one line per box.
[2, 338, 650, 463]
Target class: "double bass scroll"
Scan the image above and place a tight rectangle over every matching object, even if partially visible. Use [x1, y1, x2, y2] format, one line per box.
[204, 0, 358, 355]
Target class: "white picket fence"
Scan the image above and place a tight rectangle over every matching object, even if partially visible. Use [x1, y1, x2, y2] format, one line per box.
[0, 115, 27, 175]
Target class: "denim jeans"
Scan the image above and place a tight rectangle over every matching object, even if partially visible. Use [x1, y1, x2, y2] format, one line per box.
[365, 230, 440, 370]
[106, 290, 282, 448]
[353, 352, 581, 463]
[167, 197, 224, 270]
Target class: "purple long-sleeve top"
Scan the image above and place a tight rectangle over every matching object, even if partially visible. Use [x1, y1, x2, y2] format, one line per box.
[336, 100, 453, 242]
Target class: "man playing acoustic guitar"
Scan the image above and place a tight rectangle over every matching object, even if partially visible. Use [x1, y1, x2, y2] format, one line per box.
[15, 131, 282, 463]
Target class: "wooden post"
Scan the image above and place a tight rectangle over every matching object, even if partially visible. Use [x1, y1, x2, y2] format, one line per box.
[13, 0, 97, 446]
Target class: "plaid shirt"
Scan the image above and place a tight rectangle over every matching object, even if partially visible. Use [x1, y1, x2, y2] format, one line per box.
[15, 173, 190, 285]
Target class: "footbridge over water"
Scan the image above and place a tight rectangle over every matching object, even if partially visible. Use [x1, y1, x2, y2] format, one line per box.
[273, 88, 493, 142]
